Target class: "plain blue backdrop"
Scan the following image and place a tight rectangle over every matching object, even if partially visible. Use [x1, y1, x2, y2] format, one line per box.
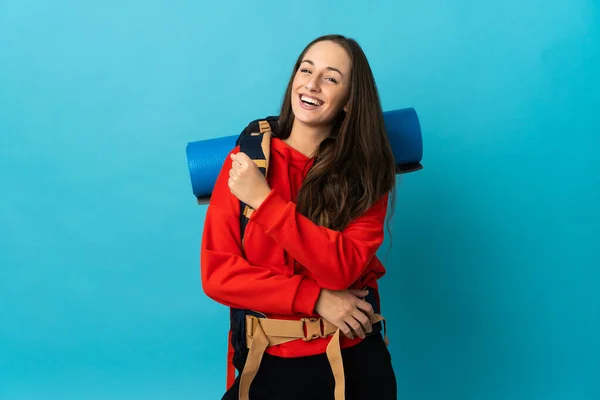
[1, 1, 599, 399]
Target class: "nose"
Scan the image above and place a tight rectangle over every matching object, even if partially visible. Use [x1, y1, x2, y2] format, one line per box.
[304, 74, 321, 92]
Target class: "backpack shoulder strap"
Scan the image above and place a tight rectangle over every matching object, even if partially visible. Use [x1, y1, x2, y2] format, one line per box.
[237, 118, 274, 245]
[225, 117, 276, 390]
[226, 117, 276, 390]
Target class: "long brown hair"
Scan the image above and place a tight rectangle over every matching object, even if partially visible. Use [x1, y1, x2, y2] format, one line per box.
[274, 34, 396, 232]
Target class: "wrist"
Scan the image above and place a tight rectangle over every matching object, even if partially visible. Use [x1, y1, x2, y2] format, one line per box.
[252, 186, 272, 209]
[315, 288, 329, 311]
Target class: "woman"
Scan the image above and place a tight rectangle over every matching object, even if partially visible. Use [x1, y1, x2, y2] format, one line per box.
[201, 34, 397, 400]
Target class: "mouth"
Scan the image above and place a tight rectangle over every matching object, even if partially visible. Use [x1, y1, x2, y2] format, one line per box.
[298, 94, 324, 110]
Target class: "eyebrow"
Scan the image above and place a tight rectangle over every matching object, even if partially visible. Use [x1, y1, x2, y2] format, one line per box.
[301, 59, 344, 78]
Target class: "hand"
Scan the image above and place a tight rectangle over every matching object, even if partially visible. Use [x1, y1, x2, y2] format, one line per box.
[228, 152, 272, 209]
[314, 288, 375, 340]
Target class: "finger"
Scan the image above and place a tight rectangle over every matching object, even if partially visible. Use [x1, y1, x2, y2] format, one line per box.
[338, 323, 353, 340]
[232, 162, 243, 175]
[348, 289, 369, 299]
[231, 153, 245, 167]
[231, 153, 243, 167]
[353, 311, 372, 334]
[236, 152, 251, 164]
[356, 299, 375, 320]
[346, 318, 365, 339]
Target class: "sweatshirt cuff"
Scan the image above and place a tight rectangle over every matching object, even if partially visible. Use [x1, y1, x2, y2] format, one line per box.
[292, 279, 322, 315]
[251, 190, 289, 231]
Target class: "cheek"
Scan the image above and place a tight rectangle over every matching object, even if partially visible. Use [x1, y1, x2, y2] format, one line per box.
[291, 73, 305, 89]
[327, 88, 348, 110]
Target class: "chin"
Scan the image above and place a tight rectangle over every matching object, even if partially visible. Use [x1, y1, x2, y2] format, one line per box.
[295, 115, 325, 128]
[293, 112, 317, 125]
[291, 107, 327, 127]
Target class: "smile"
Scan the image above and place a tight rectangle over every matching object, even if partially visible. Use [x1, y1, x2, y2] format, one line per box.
[298, 94, 324, 109]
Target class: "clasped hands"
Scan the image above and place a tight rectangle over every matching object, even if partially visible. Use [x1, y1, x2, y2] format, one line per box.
[314, 288, 375, 340]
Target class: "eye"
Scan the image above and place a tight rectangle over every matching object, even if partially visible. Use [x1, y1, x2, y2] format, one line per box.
[325, 77, 338, 84]
[300, 68, 312, 74]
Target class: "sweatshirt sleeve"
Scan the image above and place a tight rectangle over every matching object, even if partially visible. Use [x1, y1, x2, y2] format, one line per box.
[200, 149, 322, 316]
[249, 190, 389, 291]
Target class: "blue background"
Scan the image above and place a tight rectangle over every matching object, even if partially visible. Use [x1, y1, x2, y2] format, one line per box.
[1, 1, 599, 399]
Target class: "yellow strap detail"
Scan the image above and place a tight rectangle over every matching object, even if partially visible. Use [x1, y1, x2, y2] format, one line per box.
[252, 159, 268, 169]
[258, 120, 271, 133]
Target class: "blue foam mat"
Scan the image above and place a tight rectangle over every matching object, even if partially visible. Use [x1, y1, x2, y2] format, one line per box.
[186, 107, 422, 202]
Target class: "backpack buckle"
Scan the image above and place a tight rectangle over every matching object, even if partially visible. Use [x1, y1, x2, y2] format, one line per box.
[245, 315, 257, 337]
[301, 317, 326, 341]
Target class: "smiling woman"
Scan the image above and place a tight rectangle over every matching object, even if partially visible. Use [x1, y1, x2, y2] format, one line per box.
[290, 41, 352, 134]
[201, 34, 397, 400]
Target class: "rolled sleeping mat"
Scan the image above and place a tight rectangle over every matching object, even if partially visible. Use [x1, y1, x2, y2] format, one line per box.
[186, 107, 423, 204]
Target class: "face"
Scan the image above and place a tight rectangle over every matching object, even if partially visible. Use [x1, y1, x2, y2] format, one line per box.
[290, 40, 352, 129]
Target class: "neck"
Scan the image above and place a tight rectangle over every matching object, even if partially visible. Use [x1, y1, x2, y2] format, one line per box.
[284, 120, 331, 158]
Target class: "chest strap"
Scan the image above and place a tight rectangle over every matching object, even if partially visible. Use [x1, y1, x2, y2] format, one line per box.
[238, 314, 388, 400]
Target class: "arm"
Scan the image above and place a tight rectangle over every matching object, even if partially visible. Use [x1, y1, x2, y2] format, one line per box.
[201, 149, 322, 315]
[203, 203, 375, 339]
[249, 190, 389, 291]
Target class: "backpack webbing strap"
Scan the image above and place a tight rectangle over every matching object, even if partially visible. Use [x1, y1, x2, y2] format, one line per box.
[238, 120, 272, 245]
[238, 314, 388, 400]
[225, 120, 273, 391]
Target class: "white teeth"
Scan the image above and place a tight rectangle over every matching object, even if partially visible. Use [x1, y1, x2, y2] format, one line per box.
[301, 95, 323, 106]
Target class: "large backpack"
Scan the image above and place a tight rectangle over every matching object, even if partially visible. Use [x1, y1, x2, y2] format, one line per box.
[225, 117, 383, 390]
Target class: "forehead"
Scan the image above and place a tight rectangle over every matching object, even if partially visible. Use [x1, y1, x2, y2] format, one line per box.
[302, 41, 351, 74]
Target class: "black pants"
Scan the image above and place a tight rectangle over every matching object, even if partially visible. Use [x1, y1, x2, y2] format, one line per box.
[222, 333, 397, 400]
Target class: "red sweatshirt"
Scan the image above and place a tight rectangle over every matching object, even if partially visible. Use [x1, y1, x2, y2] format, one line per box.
[201, 136, 389, 358]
